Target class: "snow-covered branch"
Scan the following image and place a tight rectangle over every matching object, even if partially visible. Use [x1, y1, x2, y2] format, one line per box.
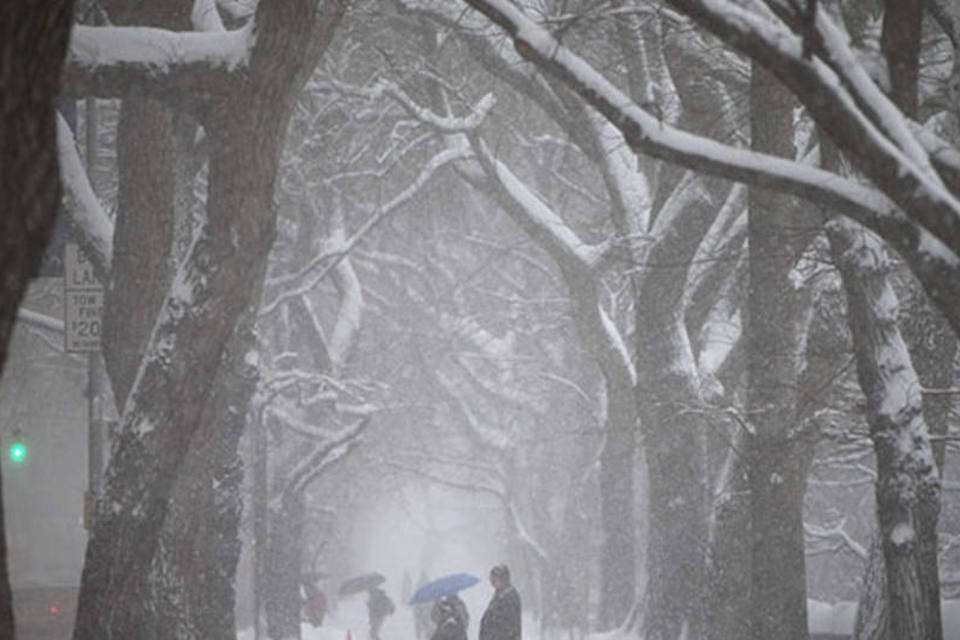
[330, 78, 495, 133]
[460, 0, 960, 334]
[660, 0, 960, 251]
[261, 145, 471, 314]
[325, 218, 363, 372]
[805, 521, 869, 560]
[56, 113, 113, 279]
[283, 418, 368, 502]
[461, 135, 636, 389]
[62, 22, 252, 101]
[193, 0, 227, 32]
[467, 136, 604, 271]
[16, 308, 66, 334]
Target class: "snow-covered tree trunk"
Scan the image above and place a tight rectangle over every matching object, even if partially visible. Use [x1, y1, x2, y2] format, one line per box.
[72, 2, 347, 638]
[744, 63, 812, 640]
[149, 313, 259, 639]
[828, 218, 942, 640]
[0, 0, 75, 636]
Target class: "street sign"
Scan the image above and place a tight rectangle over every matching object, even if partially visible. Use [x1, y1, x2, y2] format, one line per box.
[64, 243, 103, 353]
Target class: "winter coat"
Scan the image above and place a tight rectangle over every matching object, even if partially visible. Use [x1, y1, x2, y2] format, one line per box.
[431, 612, 468, 640]
[479, 585, 522, 640]
[368, 587, 395, 622]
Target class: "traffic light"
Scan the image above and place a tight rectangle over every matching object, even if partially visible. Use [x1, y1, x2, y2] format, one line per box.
[8, 430, 26, 464]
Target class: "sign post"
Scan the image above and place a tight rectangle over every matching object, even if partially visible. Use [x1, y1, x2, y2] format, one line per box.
[64, 242, 106, 529]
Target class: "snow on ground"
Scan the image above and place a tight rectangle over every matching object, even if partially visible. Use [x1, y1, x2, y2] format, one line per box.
[237, 608, 550, 640]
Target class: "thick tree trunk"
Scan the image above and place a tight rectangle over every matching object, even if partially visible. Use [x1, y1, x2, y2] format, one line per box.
[149, 313, 259, 639]
[102, 94, 176, 406]
[99, 0, 188, 408]
[72, 3, 347, 638]
[745, 63, 812, 640]
[0, 1, 75, 636]
[828, 219, 942, 640]
[850, 5, 943, 636]
[706, 428, 752, 640]
[633, 173, 731, 640]
[265, 495, 307, 640]
[854, 536, 889, 640]
[640, 361, 708, 640]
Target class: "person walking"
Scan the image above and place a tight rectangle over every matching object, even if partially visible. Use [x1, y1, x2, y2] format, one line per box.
[479, 565, 521, 640]
[430, 595, 468, 640]
[367, 585, 395, 640]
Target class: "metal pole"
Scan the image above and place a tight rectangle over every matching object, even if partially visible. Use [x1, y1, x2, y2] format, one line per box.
[83, 96, 104, 532]
[85, 355, 105, 530]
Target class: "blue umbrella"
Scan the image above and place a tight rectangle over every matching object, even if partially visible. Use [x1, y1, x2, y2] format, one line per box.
[408, 573, 480, 604]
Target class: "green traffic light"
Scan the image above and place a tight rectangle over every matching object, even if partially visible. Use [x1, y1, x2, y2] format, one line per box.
[9, 441, 25, 463]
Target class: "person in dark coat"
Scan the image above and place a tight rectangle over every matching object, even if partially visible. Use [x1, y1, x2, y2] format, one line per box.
[479, 565, 522, 640]
[301, 578, 327, 628]
[367, 586, 395, 640]
[430, 595, 468, 640]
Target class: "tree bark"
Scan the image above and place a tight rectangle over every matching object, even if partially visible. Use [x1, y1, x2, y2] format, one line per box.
[853, 536, 889, 640]
[745, 63, 813, 640]
[634, 174, 730, 640]
[881, 0, 923, 119]
[827, 219, 943, 640]
[99, 0, 187, 409]
[0, 1, 75, 636]
[265, 495, 307, 640]
[149, 312, 259, 639]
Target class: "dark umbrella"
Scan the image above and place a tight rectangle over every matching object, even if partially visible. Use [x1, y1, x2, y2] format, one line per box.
[408, 573, 480, 604]
[339, 572, 386, 596]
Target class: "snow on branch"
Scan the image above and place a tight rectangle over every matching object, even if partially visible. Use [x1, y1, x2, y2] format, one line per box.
[329, 77, 496, 133]
[660, 0, 960, 253]
[62, 22, 252, 100]
[460, 0, 960, 335]
[217, 0, 256, 21]
[261, 146, 472, 314]
[193, 0, 227, 32]
[16, 308, 66, 334]
[459, 136, 636, 386]
[467, 135, 604, 271]
[325, 221, 363, 371]
[56, 113, 113, 279]
[805, 520, 869, 560]
[459, 0, 891, 219]
[284, 418, 368, 502]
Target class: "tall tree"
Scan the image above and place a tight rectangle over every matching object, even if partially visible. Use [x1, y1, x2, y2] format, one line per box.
[828, 219, 943, 640]
[744, 63, 815, 640]
[61, 2, 349, 637]
[0, 0, 76, 636]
